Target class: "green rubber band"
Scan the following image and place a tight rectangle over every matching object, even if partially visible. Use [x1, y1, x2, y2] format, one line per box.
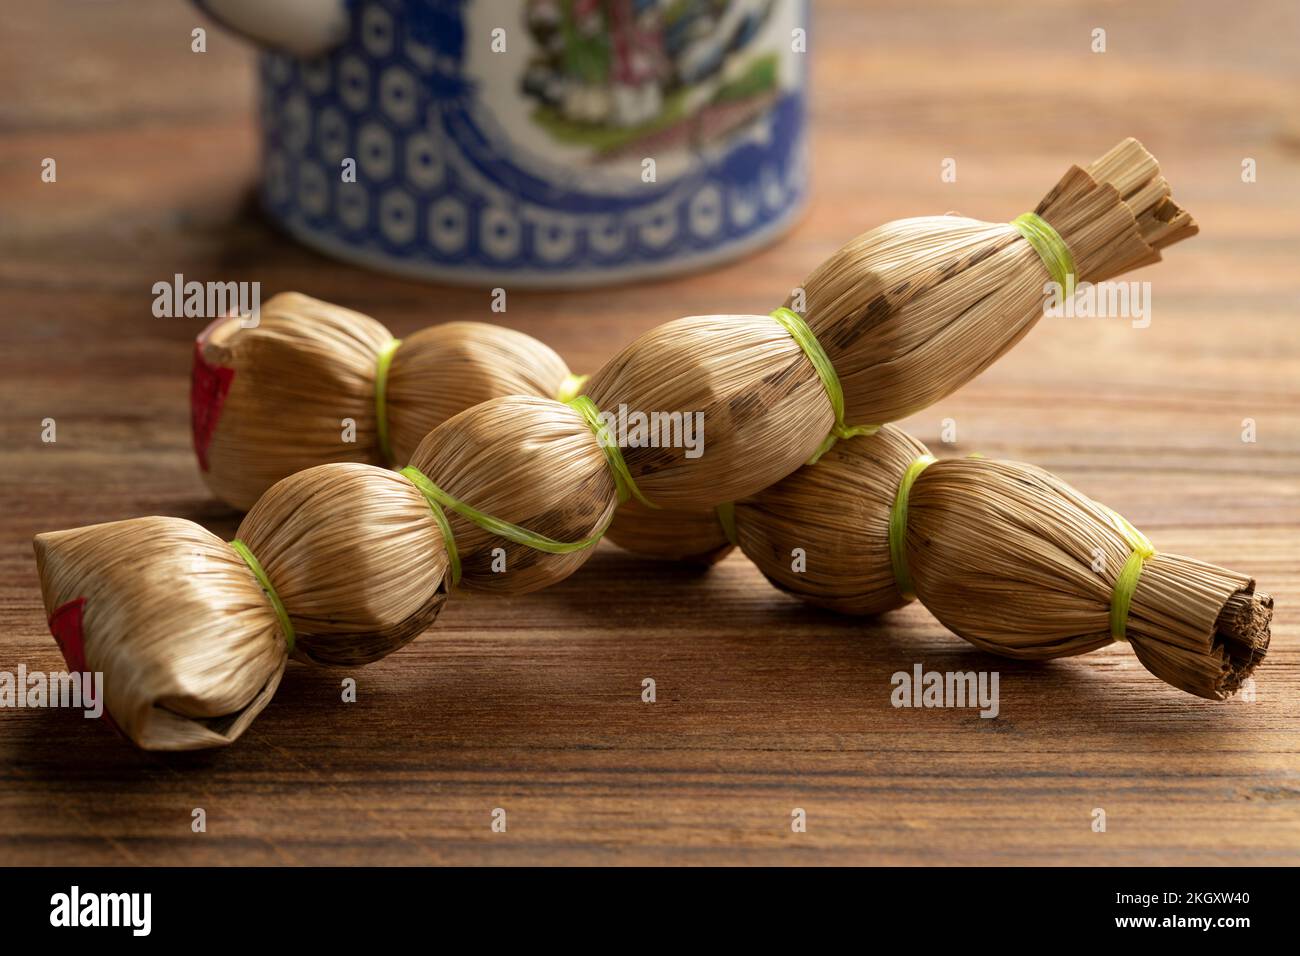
[888, 454, 937, 602]
[565, 394, 658, 509]
[374, 337, 402, 465]
[400, 465, 607, 557]
[398, 466, 462, 588]
[769, 307, 879, 464]
[1012, 212, 1076, 292]
[229, 539, 295, 653]
[555, 372, 589, 403]
[1097, 504, 1156, 644]
[715, 501, 738, 546]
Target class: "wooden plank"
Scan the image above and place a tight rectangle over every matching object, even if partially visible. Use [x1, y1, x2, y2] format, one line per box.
[0, 0, 1296, 865]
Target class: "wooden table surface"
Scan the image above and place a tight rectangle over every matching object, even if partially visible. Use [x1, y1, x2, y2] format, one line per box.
[2, 0, 1297, 865]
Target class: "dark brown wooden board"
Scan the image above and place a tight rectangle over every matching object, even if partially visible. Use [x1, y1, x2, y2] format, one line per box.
[1, 0, 1297, 864]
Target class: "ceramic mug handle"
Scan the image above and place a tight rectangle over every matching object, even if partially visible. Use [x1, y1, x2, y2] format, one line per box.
[193, 0, 351, 57]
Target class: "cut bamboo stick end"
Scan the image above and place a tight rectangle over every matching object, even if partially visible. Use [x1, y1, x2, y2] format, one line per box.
[1141, 196, 1199, 250]
[1109, 579, 1270, 702]
[1084, 137, 1199, 251]
[1213, 588, 1273, 697]
[1033, 138, 1198, 284]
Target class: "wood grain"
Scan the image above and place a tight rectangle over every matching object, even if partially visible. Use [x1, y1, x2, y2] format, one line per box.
[1, 0, 1297, 865]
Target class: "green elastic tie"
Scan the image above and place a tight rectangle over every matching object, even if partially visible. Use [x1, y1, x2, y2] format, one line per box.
[555, 373, 589, 403]
[564, 394, 657, 508]
[1098, 504, 1157, 644]
[398, 466, 462, 587]
[715, 501, 738, 546]
[888, 454, 937, 601]
[229, 539, 295, 653]
[770, 307, 879, 464]
[400, 465, 607, 561]
[374, 337, 402, 465]
[1012, 212, 1076, 292]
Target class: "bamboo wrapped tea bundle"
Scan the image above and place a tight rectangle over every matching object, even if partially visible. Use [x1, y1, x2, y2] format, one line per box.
[194, 292, 578, 510]
[611, 427, 1271, 701]
[193, 139, 1194, 507]
[36, 395, 618, 749]
[34, 138, 1201, 749]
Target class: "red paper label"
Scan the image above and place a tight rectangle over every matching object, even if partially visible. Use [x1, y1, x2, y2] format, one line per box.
[48, 597, 88, 674]
[48, 597, 118, 732]
[191, 338, 234, 472]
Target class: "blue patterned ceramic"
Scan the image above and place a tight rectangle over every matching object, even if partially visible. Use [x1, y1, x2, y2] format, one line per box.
[196, 0, 808, 286]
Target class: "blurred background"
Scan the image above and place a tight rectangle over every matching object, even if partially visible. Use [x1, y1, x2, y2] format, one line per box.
[3, 0, 1296, 493]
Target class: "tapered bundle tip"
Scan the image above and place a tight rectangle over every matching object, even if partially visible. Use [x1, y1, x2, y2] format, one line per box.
[1130, 585, 1271, 701]
[1211, 589, 1272, 697]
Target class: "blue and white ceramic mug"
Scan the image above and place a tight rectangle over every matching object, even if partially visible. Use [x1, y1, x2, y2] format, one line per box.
[196, 0, 808, 287]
